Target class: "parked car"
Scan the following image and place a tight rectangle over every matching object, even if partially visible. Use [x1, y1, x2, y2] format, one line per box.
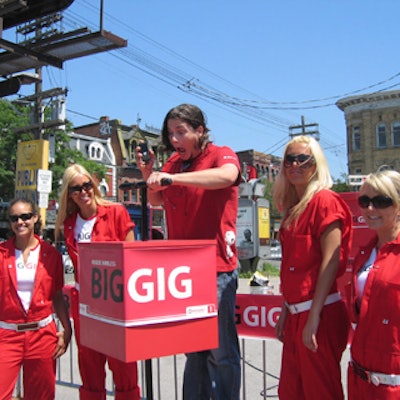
[269, 240, 282, 260]
[56, 242, 74, 274]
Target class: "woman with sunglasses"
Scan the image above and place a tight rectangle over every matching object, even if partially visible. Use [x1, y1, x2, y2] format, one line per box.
[272, 135, 352, 400]
[55, 164, 141, 400]
[347, 170, 400, 399]
[0, 198, 71, 399]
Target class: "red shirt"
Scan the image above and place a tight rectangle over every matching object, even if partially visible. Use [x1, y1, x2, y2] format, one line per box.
[350, 234, 400, 374]
[64, 203, 135, 282]
[162, 143, 240, 272]
[279, 189, 352, 303]
[0, 236, 63, 323]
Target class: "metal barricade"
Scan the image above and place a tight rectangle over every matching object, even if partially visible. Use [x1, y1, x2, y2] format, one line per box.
[52, 328, 281, 399]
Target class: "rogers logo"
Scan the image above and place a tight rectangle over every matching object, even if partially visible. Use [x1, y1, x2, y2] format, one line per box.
[127, 266, 192, 303]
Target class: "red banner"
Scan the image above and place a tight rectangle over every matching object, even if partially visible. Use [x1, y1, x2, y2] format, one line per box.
[236, 294, 283, 338]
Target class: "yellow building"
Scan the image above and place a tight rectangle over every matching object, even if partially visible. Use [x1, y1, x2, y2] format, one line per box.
[336, 90, 400, 175]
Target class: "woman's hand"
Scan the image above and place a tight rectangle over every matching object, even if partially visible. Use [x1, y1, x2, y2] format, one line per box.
[135, 145, 155, 178]
[53, 328, 72, 359]
[275, 303, 288, 342]
[302, 313, 320, 352]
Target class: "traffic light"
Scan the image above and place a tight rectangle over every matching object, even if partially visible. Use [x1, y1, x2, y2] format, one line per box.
[0, 73, 41, 97]
[1, 0, 75, 30]
[0, 76, 20, 97]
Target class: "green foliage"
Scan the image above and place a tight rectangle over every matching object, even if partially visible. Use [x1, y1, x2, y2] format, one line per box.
[239, 261, 280, 279]
[0, 99, 107, 201]
[262, 178, 280, 219]
[0, 100, 33, 199]
[332, 174, 352, 193]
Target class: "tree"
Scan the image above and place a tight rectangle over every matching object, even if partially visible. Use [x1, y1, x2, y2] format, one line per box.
[0, 100, 32, 199]
[332, 174, 352, 193]
[262, 178, 281, 221]
[0, 99, 106, 201]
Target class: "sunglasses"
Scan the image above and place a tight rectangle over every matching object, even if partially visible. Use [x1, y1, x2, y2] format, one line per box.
[68, 181, 94, 194]
[9, 213, 34, 223]
[358, 195, 394, 209]
[284, 154, 315, 169]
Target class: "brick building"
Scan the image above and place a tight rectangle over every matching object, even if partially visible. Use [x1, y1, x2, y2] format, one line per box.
[73, 116, 166, 202]
[236, 149, 280, 182]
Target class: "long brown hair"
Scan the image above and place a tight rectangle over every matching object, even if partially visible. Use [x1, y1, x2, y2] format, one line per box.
[161, 104, 211, 152]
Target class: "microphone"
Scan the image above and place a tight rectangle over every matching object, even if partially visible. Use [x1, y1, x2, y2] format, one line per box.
[119, 178, 172, 190]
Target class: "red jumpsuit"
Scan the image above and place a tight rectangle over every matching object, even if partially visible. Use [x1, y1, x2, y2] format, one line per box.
[348, 234, 400, 399]
[0, 236, 63, 400]
[64, 204, 140, 400]
[278, 189, 352, 400]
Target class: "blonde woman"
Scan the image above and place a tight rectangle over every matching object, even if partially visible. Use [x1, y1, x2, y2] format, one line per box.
[273, 136, 352, 400]
[55, 164, 140, 400]
[348, 170, 400, 399]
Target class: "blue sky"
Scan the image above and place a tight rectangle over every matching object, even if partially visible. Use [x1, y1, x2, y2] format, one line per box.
[9, 0, 400, 179]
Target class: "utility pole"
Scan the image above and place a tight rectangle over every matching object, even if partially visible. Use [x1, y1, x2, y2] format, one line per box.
[289, 115, 320, 141]
[34, 19, 43, 140]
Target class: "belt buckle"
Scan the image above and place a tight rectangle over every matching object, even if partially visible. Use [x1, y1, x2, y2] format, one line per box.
[370, 374, 380, 386]
[16, 322, 39, 332]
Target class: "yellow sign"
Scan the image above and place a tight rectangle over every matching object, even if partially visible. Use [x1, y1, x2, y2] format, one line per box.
[15, 140, 49, 225]
[258, 206, 270, 240]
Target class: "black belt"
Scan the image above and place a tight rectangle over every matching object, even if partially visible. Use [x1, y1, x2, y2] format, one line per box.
[350, 360, 370, 382]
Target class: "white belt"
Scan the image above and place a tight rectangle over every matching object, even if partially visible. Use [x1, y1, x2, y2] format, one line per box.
[369, 371, 400, 387]
[285, 292, 341, 315]
[351, 360, 400, 387]
[0, 314, 53, 332]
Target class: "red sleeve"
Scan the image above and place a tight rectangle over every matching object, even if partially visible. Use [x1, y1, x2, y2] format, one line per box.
[114, 204, 135, 241]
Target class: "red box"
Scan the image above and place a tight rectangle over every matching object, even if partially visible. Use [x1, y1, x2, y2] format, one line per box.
[78, 240, 219, 362]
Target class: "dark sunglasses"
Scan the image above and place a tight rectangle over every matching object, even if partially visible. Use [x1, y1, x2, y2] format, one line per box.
[9, 213, 34, 223]
[68, 181, 94, 194]
[284, 153, 315, 169]
[358, 195, 394, 209]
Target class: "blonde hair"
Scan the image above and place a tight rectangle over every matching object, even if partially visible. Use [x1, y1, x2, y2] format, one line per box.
[55, 164, 113, 241]
[272, 135, 333, 228]
[362, 170, 400, 208]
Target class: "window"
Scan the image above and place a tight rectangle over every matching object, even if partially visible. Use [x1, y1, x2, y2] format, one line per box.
[352, 126, 361, 151]
[130, 140, 138, 162]
[392, 122, 400, 147]
[376, 123, 387, 148]
[88, 143, 104, 161]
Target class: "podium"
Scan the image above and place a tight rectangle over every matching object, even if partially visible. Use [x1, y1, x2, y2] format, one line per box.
[78, 240, 219, 362]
